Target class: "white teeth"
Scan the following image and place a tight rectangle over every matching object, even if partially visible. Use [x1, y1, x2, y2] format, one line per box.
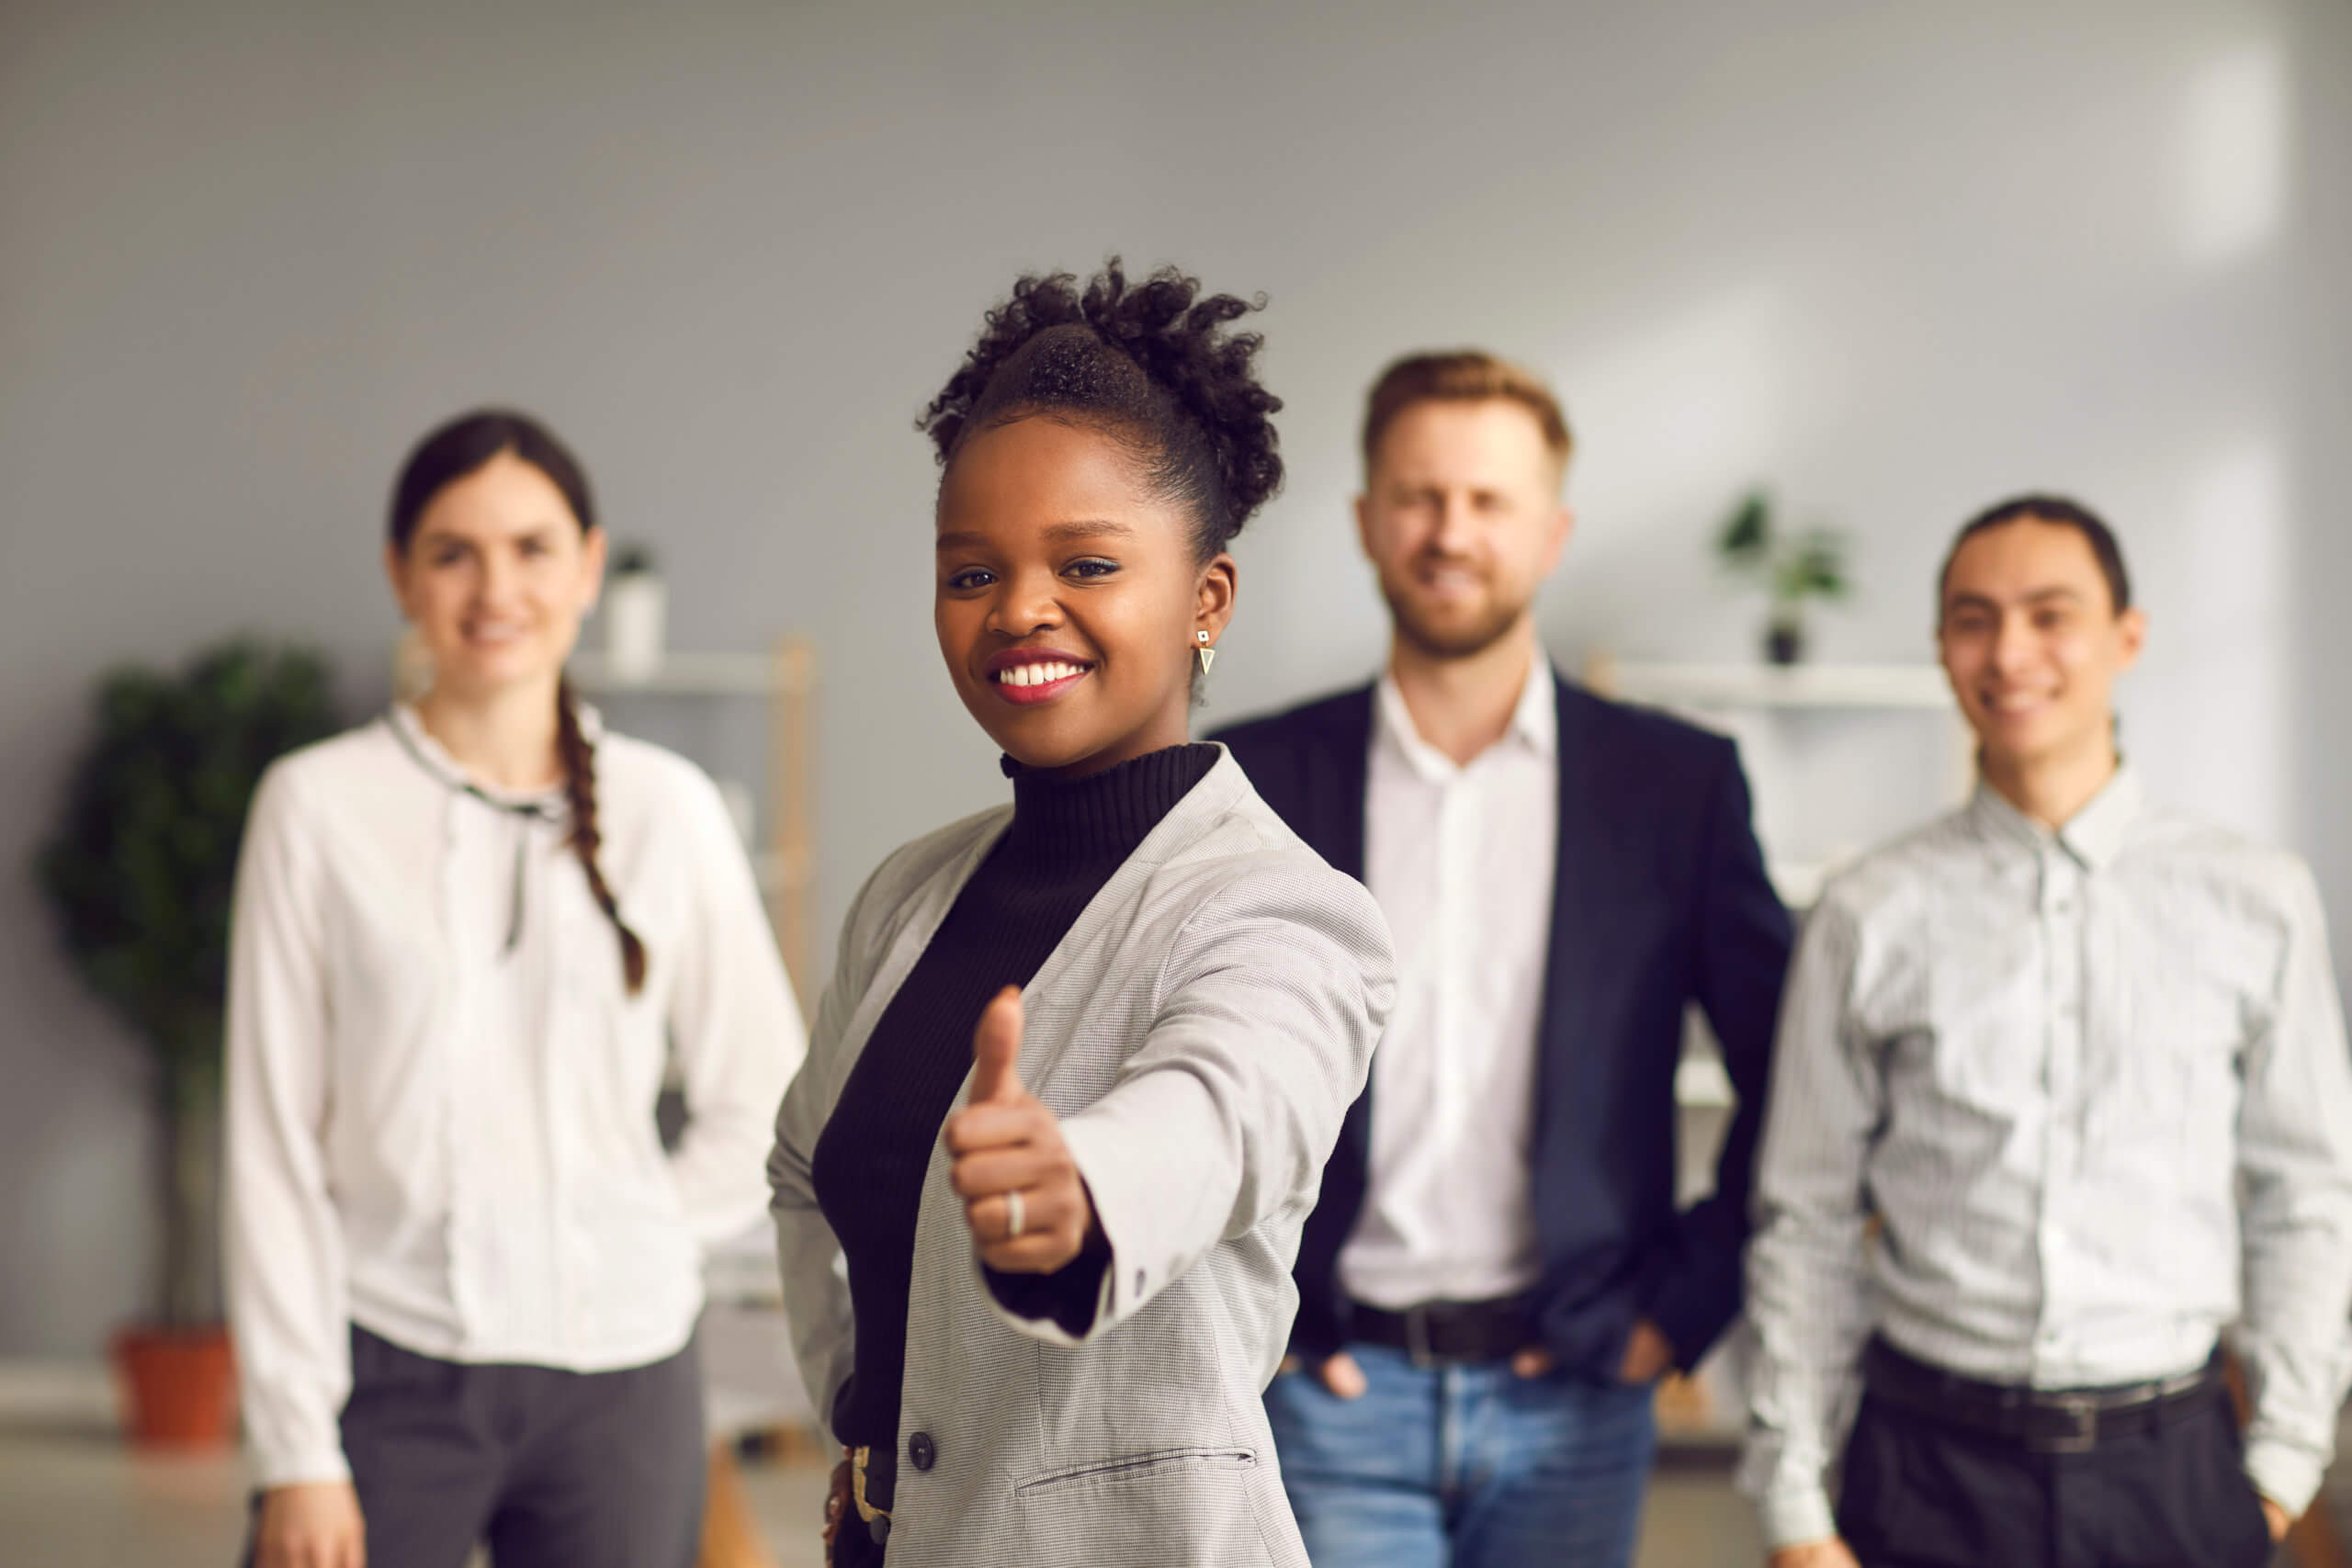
[999, 660, 1084, 688]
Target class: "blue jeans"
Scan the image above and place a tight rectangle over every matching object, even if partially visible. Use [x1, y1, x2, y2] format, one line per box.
[1263, 1343, 1657, 1568]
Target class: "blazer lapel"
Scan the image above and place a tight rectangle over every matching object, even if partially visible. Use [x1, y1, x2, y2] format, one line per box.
[1311, 690, 1377, 1175]
[1534, 675, 1611, 1118]
[1299, 688, 1373, 883]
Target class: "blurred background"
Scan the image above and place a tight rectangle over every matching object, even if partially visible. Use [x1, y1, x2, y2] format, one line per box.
[4, 0, 2348, 1562]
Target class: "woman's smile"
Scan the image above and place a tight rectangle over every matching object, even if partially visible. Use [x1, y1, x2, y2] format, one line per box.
[987, 648, 1096, 705]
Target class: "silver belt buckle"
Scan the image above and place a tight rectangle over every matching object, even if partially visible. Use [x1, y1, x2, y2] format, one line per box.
[2043, 1391, 2101, 1454]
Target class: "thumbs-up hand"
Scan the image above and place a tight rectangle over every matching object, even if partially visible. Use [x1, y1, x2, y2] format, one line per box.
[944, 987, 1094, 1274]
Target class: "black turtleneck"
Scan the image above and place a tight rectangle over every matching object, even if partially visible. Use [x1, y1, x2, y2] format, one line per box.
[810, 742, 1219, 1473]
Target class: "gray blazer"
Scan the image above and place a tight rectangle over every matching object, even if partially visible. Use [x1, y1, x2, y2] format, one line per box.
[769, 750, 1394, 1568]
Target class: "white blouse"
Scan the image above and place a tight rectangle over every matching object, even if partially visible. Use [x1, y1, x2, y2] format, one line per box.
[224, 705, 805, 1487]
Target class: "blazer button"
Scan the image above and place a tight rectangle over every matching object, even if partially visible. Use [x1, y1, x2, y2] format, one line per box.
[909, 1432, 936, 1472]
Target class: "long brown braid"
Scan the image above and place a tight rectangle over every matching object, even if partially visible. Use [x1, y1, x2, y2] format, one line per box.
[555, 676, 648, 994]
[389, 411, 645, 991]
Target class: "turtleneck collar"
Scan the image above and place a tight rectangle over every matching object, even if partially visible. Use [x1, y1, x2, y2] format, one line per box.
[998, 743, 1220, 864]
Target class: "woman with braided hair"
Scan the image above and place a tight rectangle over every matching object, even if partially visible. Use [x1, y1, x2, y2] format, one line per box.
[225, 410, 805, 1568]
[769, 261, 1396, 1568]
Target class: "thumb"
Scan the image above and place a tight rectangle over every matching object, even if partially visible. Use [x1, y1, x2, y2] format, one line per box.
[968, 986, 1026, 1104]
[1319, 1351, 1368, 1401]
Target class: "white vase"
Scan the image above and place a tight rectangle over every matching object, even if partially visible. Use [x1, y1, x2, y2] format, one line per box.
[605, 572, 667, 681]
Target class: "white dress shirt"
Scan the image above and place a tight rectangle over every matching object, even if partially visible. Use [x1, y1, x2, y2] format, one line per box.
[1741, 767, 2352, 1548]
[1339, 659, 1558, 1309]
[225, 705, 805, 1487]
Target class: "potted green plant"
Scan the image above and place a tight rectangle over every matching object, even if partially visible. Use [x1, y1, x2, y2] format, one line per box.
[39, 639, 340, 1447]
[1715, 488, 1851, 664]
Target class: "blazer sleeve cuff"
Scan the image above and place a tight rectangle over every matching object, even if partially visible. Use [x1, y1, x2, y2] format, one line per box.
[1645, 1272, 1736, 1373]
[980, 1124, 1146, 1347]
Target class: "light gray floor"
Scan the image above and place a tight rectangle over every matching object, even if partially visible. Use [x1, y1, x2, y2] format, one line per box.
[10, 1359, 2339, 1565]
[0, 1397, 1758, 1567]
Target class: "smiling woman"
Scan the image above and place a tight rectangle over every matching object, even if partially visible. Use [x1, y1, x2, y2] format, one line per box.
[922, 265, 1282, 775]
[769, 262, 1396, 1568]
[223, 410, 806, 1568]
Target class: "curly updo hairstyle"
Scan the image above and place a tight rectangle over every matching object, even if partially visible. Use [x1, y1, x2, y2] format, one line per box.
[918, 259, 1283, 562]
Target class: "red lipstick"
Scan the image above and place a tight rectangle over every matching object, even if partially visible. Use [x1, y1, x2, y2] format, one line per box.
[985, 647, 1095, 707]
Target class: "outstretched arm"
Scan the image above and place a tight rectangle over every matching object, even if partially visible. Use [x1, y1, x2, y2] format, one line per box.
[966, 867, 1394, 1346]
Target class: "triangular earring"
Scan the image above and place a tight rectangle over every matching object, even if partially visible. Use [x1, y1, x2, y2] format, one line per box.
[1195, 630, 1216, 675]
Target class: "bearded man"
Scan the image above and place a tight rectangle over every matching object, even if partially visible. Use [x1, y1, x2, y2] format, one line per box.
[1214, 351, 1793, 1568]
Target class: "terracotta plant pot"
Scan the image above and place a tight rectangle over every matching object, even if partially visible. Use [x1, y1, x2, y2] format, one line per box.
[111, 1325, 237, 1448]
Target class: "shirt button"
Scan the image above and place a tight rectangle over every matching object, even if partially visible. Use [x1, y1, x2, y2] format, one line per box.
[909, 1432, 936, 1472]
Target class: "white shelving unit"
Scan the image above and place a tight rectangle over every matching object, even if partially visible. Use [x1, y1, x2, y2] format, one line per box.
[1589, 655, 1973, 912]
[1583, 659, 1969, 1105]
[569, 650, 780, 697]
[570, 639, 819, 1002]
[1589, 658, 1953, 712]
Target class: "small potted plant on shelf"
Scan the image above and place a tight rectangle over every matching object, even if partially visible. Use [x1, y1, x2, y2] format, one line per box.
[39, 639, 340, 1448]
[1715, 488, 1851, 665]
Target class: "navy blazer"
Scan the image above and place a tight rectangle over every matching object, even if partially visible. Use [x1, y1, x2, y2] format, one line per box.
[1211, 672, 1792, 1376]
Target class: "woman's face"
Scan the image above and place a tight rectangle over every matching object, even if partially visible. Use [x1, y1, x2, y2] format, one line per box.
[934, 416, 1236, 777]
[385, 451, 605, 701]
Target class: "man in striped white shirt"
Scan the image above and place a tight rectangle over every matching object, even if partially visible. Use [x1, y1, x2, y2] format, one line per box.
[1741, 495, 2352, 1568]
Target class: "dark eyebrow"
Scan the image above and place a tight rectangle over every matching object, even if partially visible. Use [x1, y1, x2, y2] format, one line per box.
[415, 521, 566, 546]
[1943, 585, 2086, 615]
[934, 519, 1136, 552]
[1041, 519, 1136, 544]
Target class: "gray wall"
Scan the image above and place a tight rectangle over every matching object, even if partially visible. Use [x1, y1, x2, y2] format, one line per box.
[2295, 0, 2352, 1063]
[4, 0, 2346, 1354]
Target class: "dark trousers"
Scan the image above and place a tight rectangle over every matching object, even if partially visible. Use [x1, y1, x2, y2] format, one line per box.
[1837, 1387, 2276, 1568]
[247, 1325, 707, 1568]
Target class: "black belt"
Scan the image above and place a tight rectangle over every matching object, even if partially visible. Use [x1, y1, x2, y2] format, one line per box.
[1349, 1296, 1533, 1367]
[1862, 1336, 2226, 1455]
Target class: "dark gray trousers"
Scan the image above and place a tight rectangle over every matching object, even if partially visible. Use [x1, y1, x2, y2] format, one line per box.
[249, 1325, 706, 1568]
[1837, 1388, 2276, 1568]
